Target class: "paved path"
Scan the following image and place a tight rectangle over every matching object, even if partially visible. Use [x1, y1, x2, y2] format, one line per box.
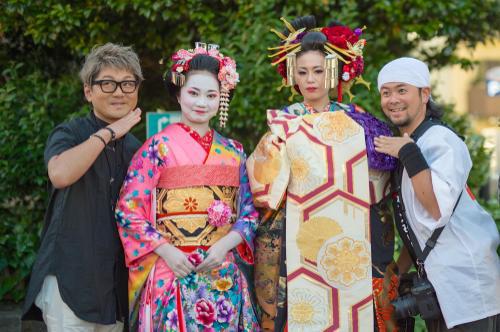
[0, 304, 46, 332]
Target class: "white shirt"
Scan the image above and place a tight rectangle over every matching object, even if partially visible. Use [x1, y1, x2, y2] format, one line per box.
[401, 125, 500, 328]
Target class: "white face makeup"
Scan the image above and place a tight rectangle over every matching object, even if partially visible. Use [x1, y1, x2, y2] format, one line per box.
[178, 71, 220, 130]
[295, 50, 329, 108]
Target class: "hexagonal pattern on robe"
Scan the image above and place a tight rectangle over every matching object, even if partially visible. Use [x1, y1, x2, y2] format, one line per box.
[287, 267, 340, 331]
[302, 192, 371, 245]
[351, 295, 374, 332]
[285, 127, 334, 204]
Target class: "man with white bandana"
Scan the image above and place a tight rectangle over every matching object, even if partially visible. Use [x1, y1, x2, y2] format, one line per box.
[374, 57, 500, 331]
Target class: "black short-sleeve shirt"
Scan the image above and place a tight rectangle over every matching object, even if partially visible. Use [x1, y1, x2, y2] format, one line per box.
[22, 112, 141, 325]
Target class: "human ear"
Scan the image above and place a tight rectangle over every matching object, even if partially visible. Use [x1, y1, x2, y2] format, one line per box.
[83, 84, 92, 102]
[421, 87, 431, 103]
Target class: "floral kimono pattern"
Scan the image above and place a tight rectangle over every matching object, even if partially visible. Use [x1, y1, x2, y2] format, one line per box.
[247, 103, 397, 332]
[116, 123, 260, 331]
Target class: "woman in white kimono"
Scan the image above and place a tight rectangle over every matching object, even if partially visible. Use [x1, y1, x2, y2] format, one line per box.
[246, 15, 399, 332]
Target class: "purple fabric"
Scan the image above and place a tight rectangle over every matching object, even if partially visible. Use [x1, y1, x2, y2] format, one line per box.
[346, 106, 398, 171]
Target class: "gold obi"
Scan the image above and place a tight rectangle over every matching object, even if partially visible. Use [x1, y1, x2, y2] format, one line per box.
[155, 185, 239, 246]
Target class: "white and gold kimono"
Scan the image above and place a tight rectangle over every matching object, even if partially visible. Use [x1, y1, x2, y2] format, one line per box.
[247, 102, 393, 332]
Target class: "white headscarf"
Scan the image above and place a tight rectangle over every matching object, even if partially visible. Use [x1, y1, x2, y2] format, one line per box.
[377, 57, 430, 91]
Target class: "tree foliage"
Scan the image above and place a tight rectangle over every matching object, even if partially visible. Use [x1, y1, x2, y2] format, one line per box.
[1, 0, 499, 302]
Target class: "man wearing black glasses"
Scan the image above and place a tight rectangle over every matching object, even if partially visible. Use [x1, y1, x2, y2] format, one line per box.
[23, 43, 143, 331]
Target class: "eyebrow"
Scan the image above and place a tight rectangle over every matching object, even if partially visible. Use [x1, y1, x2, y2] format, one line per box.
[187, 87, 219, 93]
[297, 66, 324, 70]
[381, 83, 408, 90]
[98, 75, 135, 80]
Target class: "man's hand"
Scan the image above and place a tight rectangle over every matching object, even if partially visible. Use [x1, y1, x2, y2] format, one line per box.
[107, 107, 142, 139]
[155, 243, 195, 278]
[374, 133, 414, 158]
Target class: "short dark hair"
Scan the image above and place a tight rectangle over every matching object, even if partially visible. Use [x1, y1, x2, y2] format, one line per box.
[80, 43, 143, 85]
[419, 88, 444, 119]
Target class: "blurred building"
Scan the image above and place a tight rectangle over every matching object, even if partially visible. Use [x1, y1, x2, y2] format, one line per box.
[432, 39, 500, 200]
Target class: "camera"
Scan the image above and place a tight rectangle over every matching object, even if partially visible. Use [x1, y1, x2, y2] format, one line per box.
[392, 272, 441, 320]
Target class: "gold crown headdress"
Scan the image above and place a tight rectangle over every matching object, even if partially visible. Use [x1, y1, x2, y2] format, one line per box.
[269, 17, 370, 102]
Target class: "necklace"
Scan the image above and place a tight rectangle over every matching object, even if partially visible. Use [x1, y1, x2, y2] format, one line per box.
[302, 101, 332, 114]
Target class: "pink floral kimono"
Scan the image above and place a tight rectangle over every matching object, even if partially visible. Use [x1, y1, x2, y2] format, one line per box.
[116, 123, 260, 331]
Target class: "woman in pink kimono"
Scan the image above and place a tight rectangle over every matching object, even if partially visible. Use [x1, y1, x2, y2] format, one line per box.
[115, 43, 260, 331]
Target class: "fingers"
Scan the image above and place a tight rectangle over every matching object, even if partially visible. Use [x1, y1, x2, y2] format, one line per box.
[172, 259, 195, 278]
[374, 136, 389, 153]
[129, 107, 142, 120]
[110, 108, 142, 139]
[159, 249, 195, 278]
[126, 107, 142, 125]
[195, 259, 211, 272]
[195, 254, 221, 272]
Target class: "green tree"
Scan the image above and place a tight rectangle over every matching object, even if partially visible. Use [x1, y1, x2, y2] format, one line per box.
[1, 0, 499, 303]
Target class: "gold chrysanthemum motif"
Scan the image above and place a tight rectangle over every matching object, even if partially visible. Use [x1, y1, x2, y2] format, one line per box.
[287, 146, 323, 196]
[164, 187, 214, 213]
[290, 156, 309, 181]
[253, 132, 282, 184]
[316, 112, 360, 143]
[296, 217, 343, 262]
[290, 302, 315, 323]
[320, 237, 370, 287]
[288, 288, 329, 330]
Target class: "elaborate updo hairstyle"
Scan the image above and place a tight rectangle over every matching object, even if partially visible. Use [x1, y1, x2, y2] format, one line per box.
[286, 16, 327, 56]
[165, 54, 221, 97]
[163, 44, 239, 127]
[288, 16, 348, 80]
[271, 15, 367, 101]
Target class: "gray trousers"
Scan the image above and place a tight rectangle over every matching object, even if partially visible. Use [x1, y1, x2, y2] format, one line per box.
[426, 313, 500, 332]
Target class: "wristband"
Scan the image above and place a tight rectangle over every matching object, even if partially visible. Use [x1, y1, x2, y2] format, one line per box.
[103, 127, 116, 141]
[398, 142, 429, 178]
[91, 133, 107, 147]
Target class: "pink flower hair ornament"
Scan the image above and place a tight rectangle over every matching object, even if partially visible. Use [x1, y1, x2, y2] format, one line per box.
[161, 42, 239, 128]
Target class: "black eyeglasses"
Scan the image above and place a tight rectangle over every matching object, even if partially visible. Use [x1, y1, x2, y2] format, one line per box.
[91, 79, 140, 93]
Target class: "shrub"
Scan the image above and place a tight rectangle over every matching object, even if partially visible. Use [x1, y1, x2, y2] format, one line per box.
[0, 63, 83, 301]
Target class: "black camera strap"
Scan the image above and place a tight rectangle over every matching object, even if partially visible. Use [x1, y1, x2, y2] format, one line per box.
[392, 118, 464, 276]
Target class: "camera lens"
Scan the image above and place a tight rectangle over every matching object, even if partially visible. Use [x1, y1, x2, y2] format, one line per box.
[392, 295, 419, 319]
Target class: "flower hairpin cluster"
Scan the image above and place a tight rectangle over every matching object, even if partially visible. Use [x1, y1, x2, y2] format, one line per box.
[163, 42, 239, 128]
[320, 25, 366, 83]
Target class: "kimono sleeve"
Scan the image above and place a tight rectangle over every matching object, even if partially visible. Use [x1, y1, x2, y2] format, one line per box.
[232, 150, 259, 263]
[115, 135, 169, 267]
[246, 131, 290, 210]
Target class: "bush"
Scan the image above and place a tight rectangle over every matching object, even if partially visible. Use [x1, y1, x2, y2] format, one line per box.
[0, 63, 83, 301]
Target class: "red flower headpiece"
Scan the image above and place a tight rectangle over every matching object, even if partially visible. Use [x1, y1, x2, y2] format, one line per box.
[269, 17, 370, 101]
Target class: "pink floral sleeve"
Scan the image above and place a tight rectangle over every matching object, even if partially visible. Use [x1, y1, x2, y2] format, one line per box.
[115, 135, 169, 267]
